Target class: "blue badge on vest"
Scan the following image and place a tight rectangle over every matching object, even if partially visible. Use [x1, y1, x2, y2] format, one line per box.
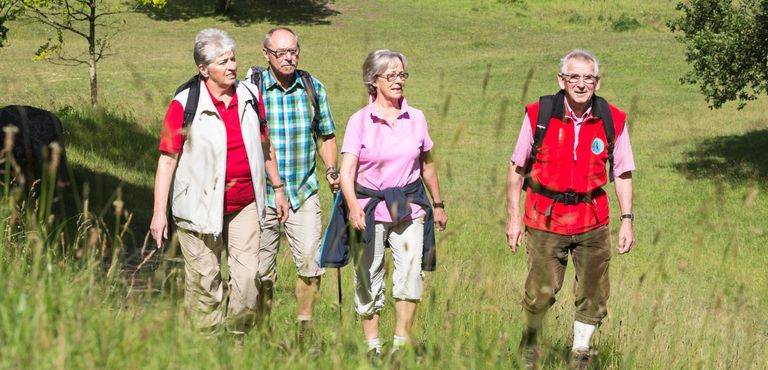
[591, 138, 605, 155]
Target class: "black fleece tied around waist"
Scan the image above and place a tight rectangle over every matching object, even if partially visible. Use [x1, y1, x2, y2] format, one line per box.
[319, 179, 436, 271]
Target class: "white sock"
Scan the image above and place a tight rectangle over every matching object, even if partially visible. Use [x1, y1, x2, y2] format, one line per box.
[393, 335, 408, 348]
[367, 338, 382, 352]
[572, 321, 596, 351]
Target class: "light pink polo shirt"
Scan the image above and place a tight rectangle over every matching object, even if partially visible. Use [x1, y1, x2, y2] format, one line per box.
[342, 97, 434, 222]
[510, 99, 635, 176]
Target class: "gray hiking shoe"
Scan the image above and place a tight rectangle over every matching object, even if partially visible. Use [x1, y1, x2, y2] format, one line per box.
[569, 349, 593, 370]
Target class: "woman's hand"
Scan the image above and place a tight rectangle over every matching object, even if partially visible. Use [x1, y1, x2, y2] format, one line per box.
[348, 206, 366, 231]
[149, 212, 168, 249]
[274, 188, 290, 223]
[433, 207, 448, 231]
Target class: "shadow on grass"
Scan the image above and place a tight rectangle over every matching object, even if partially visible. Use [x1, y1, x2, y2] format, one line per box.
[54, 106, 157, 265]
[57, 106, 158, 174]
[675, 128, 768, 187]
[141, 0, 340, 26]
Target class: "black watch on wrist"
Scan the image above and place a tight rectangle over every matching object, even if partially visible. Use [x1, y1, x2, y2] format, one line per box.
[326, 166, 338, 180]
[433, 201, 445, 209]
[619, 213, 634, 221]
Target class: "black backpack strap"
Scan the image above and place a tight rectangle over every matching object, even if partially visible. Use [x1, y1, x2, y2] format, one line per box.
[594, 96, 616, 182]
[247, 66, 267, 87]
[239, 81, 268, 130]
[297, 69, 321, 132]
[175, 75, 201, 129]
[522, 93, 559, 190]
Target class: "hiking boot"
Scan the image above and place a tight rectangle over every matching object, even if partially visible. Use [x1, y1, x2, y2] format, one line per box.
[521, 345, 543, 369]
[366, 347, 383, 365]
[518, 327, 542, 369]
[297, 320, 316, 348]
[569, 349, 593, 370]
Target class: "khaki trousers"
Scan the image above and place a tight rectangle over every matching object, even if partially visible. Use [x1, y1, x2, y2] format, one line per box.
[178, 202, 261, 334]
[352, 217, 425, 317]
[258, 193, 324, 281]
[522, 224, 611, 326]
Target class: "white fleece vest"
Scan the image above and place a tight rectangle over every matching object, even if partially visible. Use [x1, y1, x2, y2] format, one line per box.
[171, 80, 267, 235]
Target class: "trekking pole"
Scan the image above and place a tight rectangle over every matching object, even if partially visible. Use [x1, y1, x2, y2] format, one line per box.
[337, 267, 343, 321]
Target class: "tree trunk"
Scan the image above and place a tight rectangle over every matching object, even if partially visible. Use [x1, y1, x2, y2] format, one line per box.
[215, 0, 232, 13]
[88, 0, 97, 106]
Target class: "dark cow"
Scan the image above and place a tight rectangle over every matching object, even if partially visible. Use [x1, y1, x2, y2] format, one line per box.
[0, 105, 69, 186]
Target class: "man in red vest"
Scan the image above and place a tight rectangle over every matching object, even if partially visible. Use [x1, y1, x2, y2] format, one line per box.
[505, 49, 636, 368]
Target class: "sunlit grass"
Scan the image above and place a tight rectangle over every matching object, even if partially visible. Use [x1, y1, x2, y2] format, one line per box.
[0, 0, 766, 368]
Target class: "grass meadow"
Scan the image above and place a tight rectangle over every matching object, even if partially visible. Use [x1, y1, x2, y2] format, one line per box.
[1, 0, 767, 368]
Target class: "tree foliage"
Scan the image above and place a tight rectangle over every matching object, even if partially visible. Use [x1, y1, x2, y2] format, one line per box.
[669, 0, 768, 109]
[19, 0, 165, 106]
[0, 0, 21, 47]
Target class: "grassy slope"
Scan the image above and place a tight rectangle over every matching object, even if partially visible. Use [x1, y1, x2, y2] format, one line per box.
[0, 0, 766, 368]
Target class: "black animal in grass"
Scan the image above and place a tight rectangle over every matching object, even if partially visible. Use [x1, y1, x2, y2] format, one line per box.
[0, 105, 69, 187]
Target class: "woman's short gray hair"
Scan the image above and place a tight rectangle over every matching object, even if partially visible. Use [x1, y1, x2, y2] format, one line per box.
[362, 49, 408, 96]
[193, 28, 236, 67]
[560, 49, 599, 75]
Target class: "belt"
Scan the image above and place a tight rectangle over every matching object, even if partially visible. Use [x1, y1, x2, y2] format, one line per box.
[530, 187, 604, 218]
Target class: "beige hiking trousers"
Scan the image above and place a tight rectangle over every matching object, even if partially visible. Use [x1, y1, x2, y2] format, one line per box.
[178, 202, 262, 334]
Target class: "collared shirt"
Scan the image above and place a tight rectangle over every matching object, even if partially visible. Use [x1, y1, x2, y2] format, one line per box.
[160, 82, 267, 213]
[510, 98, 635, 176]
[341, 97, 434, 222]
[257, 69, 335, 210]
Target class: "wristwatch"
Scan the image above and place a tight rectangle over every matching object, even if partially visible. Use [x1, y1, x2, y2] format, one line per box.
[326, 166, 339, 180]
[433, 201, 445, 209]
[619, 213, 634, 221]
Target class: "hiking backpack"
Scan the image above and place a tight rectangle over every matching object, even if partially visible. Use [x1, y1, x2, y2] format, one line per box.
[173, 75, 268, 132]
[245, 66, 321, 131]
[522, 91, 617, 190]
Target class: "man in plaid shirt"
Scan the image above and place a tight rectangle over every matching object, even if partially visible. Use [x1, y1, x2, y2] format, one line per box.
[252, 27, 339, 338]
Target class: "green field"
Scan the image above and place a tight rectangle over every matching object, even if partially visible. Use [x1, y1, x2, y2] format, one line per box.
[1, 0, 766, 368]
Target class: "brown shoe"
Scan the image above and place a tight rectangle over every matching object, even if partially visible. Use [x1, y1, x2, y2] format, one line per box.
[570, 349, 593, 370]
[518, 328, 542, 369]
[522, 345, 543, 369]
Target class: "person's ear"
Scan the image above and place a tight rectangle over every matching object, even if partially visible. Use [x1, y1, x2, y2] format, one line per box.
[557, 74, 566, 91]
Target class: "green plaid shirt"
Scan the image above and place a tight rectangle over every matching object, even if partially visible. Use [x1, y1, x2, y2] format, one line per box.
[258, 68, 335, 210]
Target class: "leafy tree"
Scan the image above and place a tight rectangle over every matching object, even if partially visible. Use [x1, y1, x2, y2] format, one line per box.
[20, 0, 165, 106]
[0, 0, 20, 47]
[669, 0, 768, 109]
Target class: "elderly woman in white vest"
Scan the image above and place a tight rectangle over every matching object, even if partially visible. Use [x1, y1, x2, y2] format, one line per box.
[150, 28, 289, 334]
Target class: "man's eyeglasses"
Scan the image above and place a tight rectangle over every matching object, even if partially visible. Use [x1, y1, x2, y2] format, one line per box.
[559, 73, 599, 85]
[265, 47, 299, 58]
[377, 72, 409, 82]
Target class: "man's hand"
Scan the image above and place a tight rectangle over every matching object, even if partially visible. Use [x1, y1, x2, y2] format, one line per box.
[149, 212, 168, 249]
[505, 216, 524, 253]
[617, 220, 635, 254]
[434, 208, 447, 231]
[325, 168, 340, 194]
[274, 189, 290, 223]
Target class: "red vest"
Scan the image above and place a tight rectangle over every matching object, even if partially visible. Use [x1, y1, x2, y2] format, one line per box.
[524, 99, 626, 235]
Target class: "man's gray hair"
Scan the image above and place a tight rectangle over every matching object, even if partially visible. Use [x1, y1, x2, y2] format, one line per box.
[560, 49, 599, 75]
[263, 27, 300, 50]
[362, 49, 408, 96]
[193, 28, 236, 67]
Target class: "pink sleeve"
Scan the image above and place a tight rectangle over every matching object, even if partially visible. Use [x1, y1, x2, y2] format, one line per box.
[421, 112, 434, 152]
[510, 113, 533, 166]
[612, 122, 635, 176]
[341, 111, 364, 156]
